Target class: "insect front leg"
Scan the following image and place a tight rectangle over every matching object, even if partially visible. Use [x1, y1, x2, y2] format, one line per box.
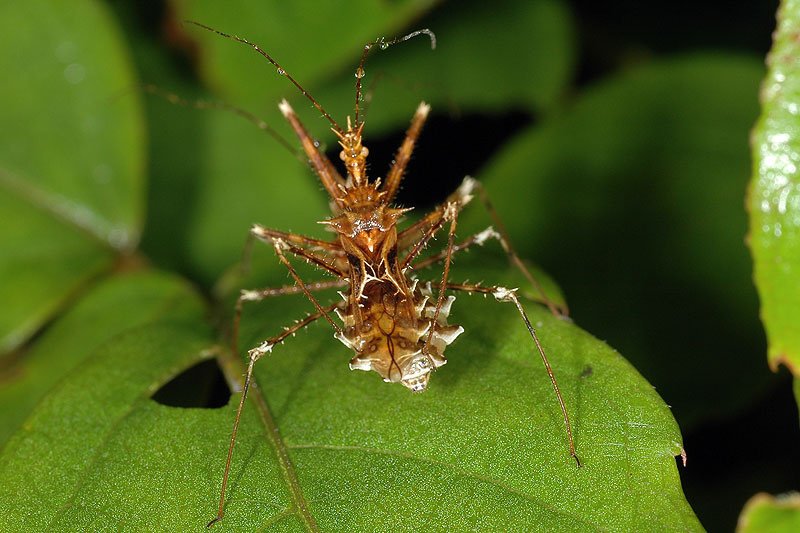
[422, 201, 467, 363]
[446, 282, 580, 466]
[231, 224, 345, 356]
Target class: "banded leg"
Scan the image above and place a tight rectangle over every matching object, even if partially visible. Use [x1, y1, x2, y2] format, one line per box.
[208, 301, 339, 528]
[446, 282, 580, 466]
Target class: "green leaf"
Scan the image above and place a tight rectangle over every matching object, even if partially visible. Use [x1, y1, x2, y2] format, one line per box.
[1, 263, 697, 529]
[0, 0, 144, 351]
[0, 2, 697, 528]
[738, 492, 800, 533]
[0, 270, 207, 448]
[0, 195, 112, 353]
[749, 0, 800, 376]
[466, 54, 764, 426]
[0, 322, 216, 531]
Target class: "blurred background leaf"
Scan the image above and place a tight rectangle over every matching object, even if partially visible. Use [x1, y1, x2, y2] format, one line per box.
[465, 54, 765, 429]
[738, 492, 800, 532]
[0, 0, 144, 352]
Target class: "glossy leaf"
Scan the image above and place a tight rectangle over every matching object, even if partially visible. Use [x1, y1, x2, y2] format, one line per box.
[749, 0, 800, 376]
[0, 0, 144, 351]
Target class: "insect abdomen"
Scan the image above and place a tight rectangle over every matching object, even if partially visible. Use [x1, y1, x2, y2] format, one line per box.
[339, 281, 463, 391]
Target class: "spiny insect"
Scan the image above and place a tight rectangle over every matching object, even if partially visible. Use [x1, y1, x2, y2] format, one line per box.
[181, 21, 580, 528]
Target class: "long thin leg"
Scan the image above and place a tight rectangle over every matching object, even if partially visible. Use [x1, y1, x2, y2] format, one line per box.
[446, 282, 580, 466]
[397, 207, 445, 251]
[399, 176, 479, 268]
[397, 177, 476, 250]
[466, 177, 567, 316]
[251, 224, 343, 255]
[400, 212, 447, 270]
[411, 225, 566, 309]
[208, 302, 339, 528]
[423, 203, 460, 359]
[232, 279, 347, 358]
[271, 239, 343, 335]
[216, 225, 344, 303]
[251, 225, 346, 278]
[139, 84, 301, 160]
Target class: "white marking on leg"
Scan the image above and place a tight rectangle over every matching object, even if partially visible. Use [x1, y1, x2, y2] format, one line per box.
[474, 227, 501, 246]
[492, 286, 519, 302]
[248, 341, 273, 362]
[455, 176, 477, 204]
[240, 290, 263, 301]
[278, 98, 294, 117]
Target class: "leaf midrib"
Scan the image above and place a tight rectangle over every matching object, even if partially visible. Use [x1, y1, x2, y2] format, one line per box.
[218, 348, 319, 531]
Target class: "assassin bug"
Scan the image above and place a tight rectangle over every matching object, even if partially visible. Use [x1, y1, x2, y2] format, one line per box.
[181, 21, 580, 528]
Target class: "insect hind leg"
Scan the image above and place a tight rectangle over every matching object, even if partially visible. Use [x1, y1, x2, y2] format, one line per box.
[446, 282, 580, 466]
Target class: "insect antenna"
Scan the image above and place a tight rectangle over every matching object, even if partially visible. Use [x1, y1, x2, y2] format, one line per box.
[139, 83, 302, 160]
[185, 20, 344, 134]
[354, 28, 436, 126]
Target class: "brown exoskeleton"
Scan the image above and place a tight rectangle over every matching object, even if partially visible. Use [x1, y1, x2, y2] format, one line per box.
[184, 21, 580, 528]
